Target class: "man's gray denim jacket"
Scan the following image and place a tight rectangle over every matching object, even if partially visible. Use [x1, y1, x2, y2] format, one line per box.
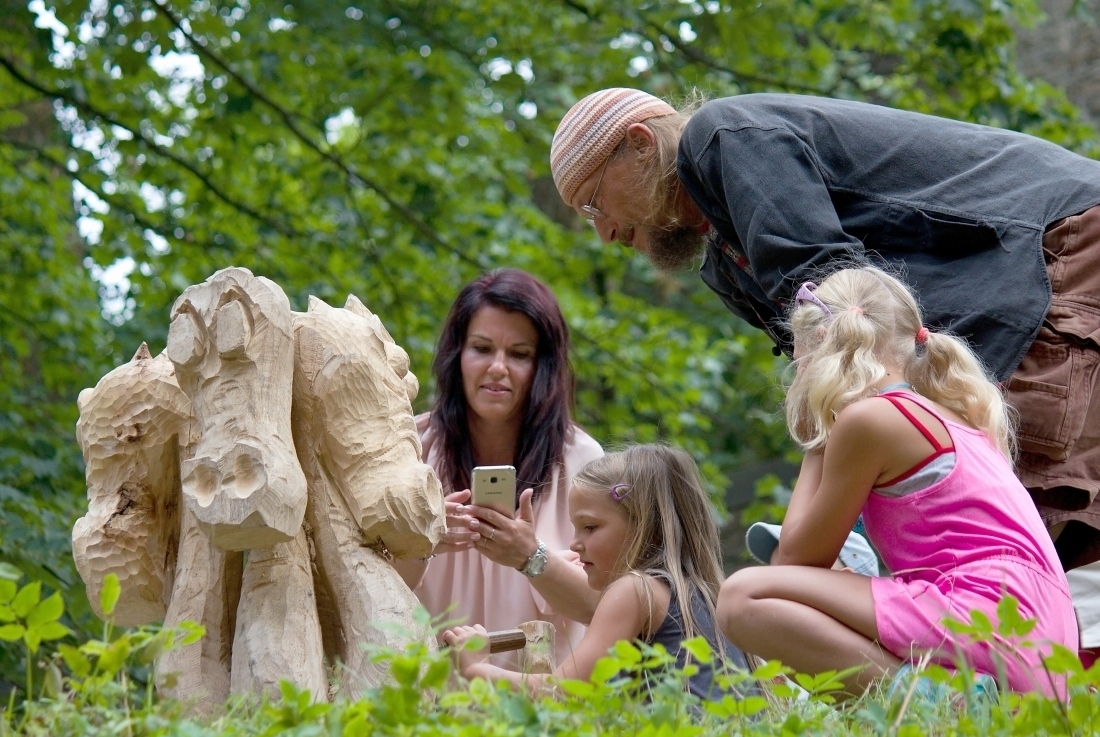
[678, 93, 1100, 381]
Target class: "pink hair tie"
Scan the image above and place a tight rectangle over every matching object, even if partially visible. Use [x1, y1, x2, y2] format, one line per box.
[609, 483, 632, 502]
[849, 306, 863, 315]
[916, 326, 930, 345]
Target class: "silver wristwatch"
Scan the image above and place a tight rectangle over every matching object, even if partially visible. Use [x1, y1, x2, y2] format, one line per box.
[519, 539, 549, 578]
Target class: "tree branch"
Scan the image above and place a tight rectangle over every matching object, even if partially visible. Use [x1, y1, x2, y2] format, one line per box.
[151, 0, 485, 269]
[556, 0, 834, 95]
[0, 54, 301, 239]
[1, 136, 209, 254]
[633, 12, 833, 95]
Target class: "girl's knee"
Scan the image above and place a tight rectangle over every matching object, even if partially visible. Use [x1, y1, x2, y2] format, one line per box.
[717, 568, 769, 643]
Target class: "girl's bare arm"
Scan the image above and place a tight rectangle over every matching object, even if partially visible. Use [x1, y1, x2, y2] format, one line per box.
[444, 574, 667, 695]
[776, 399, 895, 568]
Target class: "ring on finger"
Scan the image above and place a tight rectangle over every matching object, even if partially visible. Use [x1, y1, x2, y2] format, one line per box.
[487, 528, 496, 541]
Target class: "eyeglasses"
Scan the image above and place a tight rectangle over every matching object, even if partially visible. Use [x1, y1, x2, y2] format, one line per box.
[580, 154, 612, 222]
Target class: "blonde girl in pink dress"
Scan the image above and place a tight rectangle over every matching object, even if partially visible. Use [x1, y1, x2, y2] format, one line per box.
[717, 266, 1077, 697]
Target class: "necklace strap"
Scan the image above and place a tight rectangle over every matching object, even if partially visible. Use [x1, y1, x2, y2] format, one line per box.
[879, 382, 912, 394]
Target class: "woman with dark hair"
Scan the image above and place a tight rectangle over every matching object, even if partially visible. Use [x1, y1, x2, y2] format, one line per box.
[394, 269, 603, 665]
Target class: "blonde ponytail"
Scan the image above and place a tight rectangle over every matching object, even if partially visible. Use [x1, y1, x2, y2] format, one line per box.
[785, 267, 1015, 458]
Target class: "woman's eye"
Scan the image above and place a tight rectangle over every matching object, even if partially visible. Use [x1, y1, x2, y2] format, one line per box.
[584, 525, 597, 532]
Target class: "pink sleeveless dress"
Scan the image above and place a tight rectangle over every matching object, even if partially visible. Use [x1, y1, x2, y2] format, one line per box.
[863, 391, 1077, 696]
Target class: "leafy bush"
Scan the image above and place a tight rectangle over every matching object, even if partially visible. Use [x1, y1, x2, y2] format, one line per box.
[3, 578, 1100, 736]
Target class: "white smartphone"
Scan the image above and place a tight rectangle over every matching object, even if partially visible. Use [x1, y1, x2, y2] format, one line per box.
[471, 465, 517, 518]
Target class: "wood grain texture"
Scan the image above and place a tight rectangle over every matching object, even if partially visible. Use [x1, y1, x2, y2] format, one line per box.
[73, 344, 190, 626]
[157, 505, 243, 713]
[517, 620, 556, 675]
[167, 267, 307, 551]
[230, 527, 327, 700]
[74, 271, 448, 706]
[292, 295, 444, 559]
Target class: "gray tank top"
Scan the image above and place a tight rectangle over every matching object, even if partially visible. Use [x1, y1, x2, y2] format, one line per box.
[644, 573, 755, 701]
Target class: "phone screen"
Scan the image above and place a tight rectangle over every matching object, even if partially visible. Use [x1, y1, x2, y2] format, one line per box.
[471, 465, 517, 518]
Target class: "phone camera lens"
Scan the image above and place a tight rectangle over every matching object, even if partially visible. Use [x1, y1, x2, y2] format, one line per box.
[490, 476, 498, 483]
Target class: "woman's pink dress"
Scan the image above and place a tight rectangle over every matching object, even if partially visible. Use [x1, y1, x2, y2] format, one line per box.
[863, 392, 1077, 696]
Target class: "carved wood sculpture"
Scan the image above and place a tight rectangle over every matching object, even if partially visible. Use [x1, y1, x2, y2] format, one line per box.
[72, 266, 445, 710]
[73, 344, 190, 627]
[167, 268, 307, 552]
[292, 294, 445, 697]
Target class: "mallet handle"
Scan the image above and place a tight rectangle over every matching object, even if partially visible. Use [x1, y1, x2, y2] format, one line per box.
[487, 629, 527, 653]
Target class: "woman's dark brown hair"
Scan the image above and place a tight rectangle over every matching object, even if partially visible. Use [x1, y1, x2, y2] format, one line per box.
[428, 269, 574, 499]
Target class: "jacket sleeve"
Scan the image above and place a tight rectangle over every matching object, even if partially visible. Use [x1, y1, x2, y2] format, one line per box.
[688, 125, 867, 301]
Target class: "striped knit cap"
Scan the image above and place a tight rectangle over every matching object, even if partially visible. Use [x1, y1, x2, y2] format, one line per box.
[551, 88, 677, 204]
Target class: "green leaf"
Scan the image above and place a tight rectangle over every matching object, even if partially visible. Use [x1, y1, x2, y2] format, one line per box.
[705, 693, 768, 718]
[969, 610, 994, 637]
[0, 580, 16, 605]
[390, 655, 419, 687]
[681, 636, 714, 664]
[80, 640, 107, 656]
[100, 573, 121, 617]
[0, 623, 25, 641]
[419, 657, 450, 690]
[557, 679, 594, 698]
[11, 581, 41, 618]
[1044, 644, 1085, 676]
[59, 643, 91, 677]
[752, 659, 790, 681]
[36, 621, 70, 641]
[995, 595, 1037, 638]
[611, 639, 642, 664]
[43, 662, 63, 699]
[26, 591, 64, 627]
[589, 655, 623, 686]
[177, 620, 205, 646]
[0, 604, 14, 622]
[25, 627, 41, 653]
[0, 563, 22, 582]
[97, 637, 131, 677]
[437, 691, 471, 708]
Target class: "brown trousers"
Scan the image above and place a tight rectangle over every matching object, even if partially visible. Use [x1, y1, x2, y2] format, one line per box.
[1008, 204, 1100, 570]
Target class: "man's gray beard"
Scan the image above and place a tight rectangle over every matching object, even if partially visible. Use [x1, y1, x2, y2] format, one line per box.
[643, 224, 706, 272]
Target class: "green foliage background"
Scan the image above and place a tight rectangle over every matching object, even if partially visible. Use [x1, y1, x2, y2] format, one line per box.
[1, 0, 1097, 681]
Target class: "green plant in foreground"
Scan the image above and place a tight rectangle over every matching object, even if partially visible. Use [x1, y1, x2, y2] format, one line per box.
[53, 572, 204, 711]
[1, 570, 203, 735]
[6, 581, 1100, 736]
[0, 563, 71, 704]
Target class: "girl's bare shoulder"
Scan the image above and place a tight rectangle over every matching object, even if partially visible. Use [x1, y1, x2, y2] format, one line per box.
[833, 395, 903, 435]
[601, 573, 672, 635]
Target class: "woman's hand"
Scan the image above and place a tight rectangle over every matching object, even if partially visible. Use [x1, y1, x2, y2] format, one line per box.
[462, 488, 539, 569]
[442, 624, 491, 678]
[435, 489, 480, 554]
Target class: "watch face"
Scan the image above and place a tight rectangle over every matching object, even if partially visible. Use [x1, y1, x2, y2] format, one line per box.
[524, 543, 548, 576]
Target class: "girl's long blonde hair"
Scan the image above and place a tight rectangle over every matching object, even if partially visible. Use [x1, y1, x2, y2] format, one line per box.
[785, 266, 1016, 458]
[572, 443, 725, 641]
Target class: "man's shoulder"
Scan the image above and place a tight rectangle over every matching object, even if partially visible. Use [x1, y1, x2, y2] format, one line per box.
[686, 94, 781, 135]
[682, 93, 846, 156]
[689, 93, 845, 128]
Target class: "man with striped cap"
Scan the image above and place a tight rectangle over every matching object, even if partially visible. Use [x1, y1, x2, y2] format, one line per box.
[551, 87, 1100, 571]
